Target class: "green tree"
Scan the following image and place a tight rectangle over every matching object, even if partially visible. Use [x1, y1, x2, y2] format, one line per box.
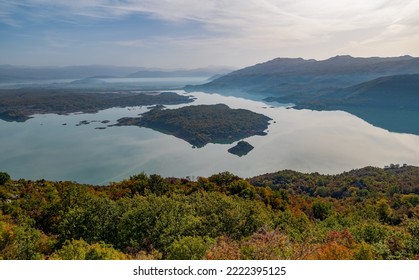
[51, 239, 128, 260]
[352, 222, 388, 244]
[148, 174, 170, 195]
[117, 195, 199, 253]
[407, 220, 419, 255]
[312, 200, 332, 221]
[0, 172, 10, 185]
[0, 223, 43, 260]
[166, 236, 213, 260]
[376, 198, 392, 223]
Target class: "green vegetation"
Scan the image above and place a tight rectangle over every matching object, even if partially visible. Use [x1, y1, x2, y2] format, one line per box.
[0, 89, 194, 122]
[0, 165, 418, 260]
[116, 104, 271, 147]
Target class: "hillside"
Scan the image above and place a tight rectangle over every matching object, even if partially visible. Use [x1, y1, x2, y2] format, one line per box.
[0, 165, 418, 260]
[284, 74, 419, 135]
[185, 56, 419, 135]
[292, 74, 419, 110]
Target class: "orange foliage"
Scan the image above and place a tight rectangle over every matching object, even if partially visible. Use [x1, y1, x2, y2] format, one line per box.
[205, 236, 240, 260]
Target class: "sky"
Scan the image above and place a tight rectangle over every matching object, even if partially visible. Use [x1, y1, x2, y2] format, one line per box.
[1, 0, 419, 69]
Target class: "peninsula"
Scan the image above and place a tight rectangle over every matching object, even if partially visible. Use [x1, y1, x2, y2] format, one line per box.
[0, 89, 194, 122]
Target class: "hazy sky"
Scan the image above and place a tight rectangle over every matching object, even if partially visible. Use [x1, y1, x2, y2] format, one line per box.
[1, 0, 419, 68]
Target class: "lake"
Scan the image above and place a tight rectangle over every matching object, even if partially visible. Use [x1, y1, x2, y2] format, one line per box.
[1, 86, 418, 185]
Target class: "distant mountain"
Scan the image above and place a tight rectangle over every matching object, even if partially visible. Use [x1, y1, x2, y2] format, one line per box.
[207, 74, 225, 81]
[125, 67, 233, 78]
[0, 65, 144, 82]
[69, 77, 108, 85]
[0, 65, 234, 82]
[185, 55, 419, 97]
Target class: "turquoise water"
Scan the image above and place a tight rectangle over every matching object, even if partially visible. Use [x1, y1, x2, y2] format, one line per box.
[1, 90, 419, 184]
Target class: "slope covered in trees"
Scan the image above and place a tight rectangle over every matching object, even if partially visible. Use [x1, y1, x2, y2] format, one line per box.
[0, 165, 418, 260]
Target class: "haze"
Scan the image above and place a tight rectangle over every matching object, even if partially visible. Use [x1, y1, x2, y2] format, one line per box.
[1, 0, 419, 68]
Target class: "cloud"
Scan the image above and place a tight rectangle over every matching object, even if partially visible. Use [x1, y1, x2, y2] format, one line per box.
[2, 0, 419, 66]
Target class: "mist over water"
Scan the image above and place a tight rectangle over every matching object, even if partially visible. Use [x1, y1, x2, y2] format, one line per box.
[1, 89, 418, 185]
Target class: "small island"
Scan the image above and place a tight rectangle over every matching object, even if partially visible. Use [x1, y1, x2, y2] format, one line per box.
[116, 104, 271, 148]
[228, 140, 254, 156]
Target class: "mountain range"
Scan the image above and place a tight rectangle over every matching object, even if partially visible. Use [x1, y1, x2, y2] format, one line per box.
[185, 55, 419, 97]
[185, 55, 419, 135]
[0, 65, 233, 82]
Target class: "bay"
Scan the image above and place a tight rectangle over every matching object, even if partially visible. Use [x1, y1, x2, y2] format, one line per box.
[1, 90, 418, 185]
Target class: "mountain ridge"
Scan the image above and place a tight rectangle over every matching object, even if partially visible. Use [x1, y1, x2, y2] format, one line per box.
[185, 55, 419, 135]
[0, 65, 234, 82]
[185, 55, 419, 97]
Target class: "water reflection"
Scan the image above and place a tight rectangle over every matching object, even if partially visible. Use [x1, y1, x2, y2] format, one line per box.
[0, 91, 418, 184]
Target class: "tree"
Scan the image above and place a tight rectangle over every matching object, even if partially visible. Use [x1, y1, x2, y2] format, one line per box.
[148, 174, 170, 195]
[205, 236, 240, 260]
[312, 200, 332, 221]
[51, 239, 129, 260]
[0, 172, 10, 185]
[166, 236, 213, 260]
[0, 223, 43, 260]
[376, 198, 392, 223]
[240, 229, 292, 260]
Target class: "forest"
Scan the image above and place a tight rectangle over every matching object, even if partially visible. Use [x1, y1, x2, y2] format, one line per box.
[0, 165, 418, 260]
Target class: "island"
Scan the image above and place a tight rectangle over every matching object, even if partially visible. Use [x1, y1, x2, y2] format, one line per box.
[116, 104, 271, 148]
[0, 89, 194, 122]
[228, 140, 254, 156]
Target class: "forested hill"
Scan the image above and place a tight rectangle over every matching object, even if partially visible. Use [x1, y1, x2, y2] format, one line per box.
[1, 165, 418, 260]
